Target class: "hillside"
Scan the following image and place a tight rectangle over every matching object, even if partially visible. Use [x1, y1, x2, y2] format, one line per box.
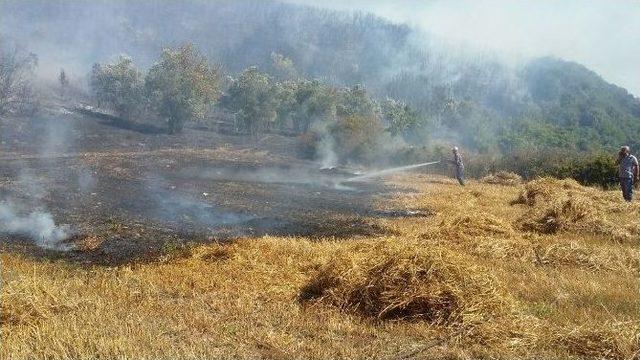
[2, 0, 639, 154]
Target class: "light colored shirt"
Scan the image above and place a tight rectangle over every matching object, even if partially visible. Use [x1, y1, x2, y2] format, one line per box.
[618, 154, 638, 179]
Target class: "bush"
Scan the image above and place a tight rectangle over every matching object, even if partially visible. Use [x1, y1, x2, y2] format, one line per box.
[468, 150, 618, 188]
[569, 153, 618, 188]
[330, 114, 385, 164]
[295, 132, 318, 160]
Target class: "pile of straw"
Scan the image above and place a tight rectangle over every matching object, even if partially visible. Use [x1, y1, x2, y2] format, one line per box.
[299, 239, 510, 325]
[514, 178, 638, 241]
[481, 171, 523, 186]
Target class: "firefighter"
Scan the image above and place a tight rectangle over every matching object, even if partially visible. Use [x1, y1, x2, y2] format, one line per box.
[450, 146, 465, 186]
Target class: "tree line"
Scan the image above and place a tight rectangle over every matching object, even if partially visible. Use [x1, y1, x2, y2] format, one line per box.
[1, 38, 631, 187]
[89, 44, 424, 164]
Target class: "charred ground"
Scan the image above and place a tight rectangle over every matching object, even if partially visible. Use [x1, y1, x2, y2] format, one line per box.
[0, 107, 419, 265]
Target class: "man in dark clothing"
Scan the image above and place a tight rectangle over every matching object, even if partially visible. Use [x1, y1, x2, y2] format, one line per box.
[615, 146, 639, 202]
[450, 147, 465, 186]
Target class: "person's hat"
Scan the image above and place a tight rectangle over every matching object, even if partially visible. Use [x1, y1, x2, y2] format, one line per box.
[452, 146, 459, 152]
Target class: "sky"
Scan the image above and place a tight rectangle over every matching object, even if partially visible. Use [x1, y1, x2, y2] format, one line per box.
[284, 0, 640, 96]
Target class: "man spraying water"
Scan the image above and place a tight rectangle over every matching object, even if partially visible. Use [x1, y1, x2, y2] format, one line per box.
[449, 147, 465, 186]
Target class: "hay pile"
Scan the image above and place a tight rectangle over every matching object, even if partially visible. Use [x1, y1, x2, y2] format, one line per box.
[437, 214, 514, 238]
[299, 239, 511, 325]
[550, 324, 637, 360]
[514, 178, 639, 241]
[481, 171, 523, 186]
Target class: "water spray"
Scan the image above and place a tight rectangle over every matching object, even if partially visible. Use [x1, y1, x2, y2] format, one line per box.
[344, 161, 440, 182]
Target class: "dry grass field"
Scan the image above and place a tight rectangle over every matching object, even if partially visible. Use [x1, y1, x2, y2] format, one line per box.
[2, 172, 638, 360]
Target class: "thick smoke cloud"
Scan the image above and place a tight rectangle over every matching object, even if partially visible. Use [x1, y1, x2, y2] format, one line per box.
[283, 0, 640, 96]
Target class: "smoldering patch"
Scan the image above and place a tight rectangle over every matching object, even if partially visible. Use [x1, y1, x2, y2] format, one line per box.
[179, 165, 360, 191]
[145, 177, 252, 230]
[0, 201, 74, 251]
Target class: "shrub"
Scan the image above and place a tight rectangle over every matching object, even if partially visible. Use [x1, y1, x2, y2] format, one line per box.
[295, 132, 318, 160]
[468, 150, 618, 188]
[329, 114, 385, 164]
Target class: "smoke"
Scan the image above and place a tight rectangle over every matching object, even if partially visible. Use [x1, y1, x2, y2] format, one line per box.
[0, 201, 72, 250]
[311, 121, 338, 169]
[182, 164, 352, 190]
[146, 177, 250, 229]
[77, 168, 97, 195]
[317, 137, 337, 169]
[285, 0, 640, 97]
[0, 78, 87, 251]
[1, 169, 75, 251]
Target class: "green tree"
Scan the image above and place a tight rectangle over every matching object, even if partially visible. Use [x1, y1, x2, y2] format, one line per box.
[337, 84, 378, 118]
[270, 52, 298, 80]
[330, 114, 385, 164]
[291, 79, 336, 133]
[89, 56, 144, 120]
[146, 44, 221, 134]
[226, 67, 280, 135]
[273, 80, 297, 130]
[381, 98, 420, 137]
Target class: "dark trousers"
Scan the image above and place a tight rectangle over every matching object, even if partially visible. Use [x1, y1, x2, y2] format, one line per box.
[621, 177, 633, 201]
[456, 167, 465, 186]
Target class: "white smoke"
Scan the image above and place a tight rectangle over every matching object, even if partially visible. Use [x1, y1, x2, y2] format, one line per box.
[78, 168, 97, 194]
[145, 177, 251, 229]
[0, 201, 72, 251]
[310, 120, 338, 169]
[284, 0, 640, 97]
[318, 135, 338, 169]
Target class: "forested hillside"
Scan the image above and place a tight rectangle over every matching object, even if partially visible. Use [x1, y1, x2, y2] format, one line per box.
[2, 0, 639, 156]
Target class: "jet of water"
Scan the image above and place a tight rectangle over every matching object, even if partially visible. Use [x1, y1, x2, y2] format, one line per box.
[344, 161, 441, 182]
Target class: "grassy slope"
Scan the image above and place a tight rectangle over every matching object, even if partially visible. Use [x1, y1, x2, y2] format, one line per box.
[1, 175, 638, 359]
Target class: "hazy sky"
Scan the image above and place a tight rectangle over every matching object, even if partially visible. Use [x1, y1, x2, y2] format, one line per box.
[284, 0, 640, 96]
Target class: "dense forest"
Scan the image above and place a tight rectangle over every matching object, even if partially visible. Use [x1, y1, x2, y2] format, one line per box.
[2, 0, 639, 178]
